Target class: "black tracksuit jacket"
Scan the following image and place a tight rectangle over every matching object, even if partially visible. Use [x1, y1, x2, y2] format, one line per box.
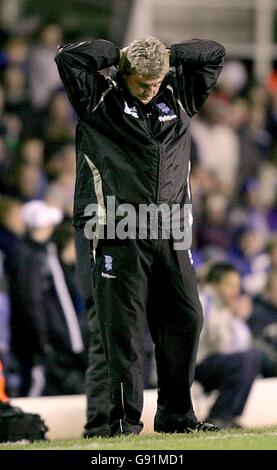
[55, 39, 226, 229]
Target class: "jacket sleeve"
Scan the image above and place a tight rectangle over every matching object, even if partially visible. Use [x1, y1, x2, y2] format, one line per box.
[170, 39, 226, 116]
[54, 40, 120, 116]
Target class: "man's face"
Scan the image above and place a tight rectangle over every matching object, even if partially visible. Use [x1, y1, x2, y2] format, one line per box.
[215, 272, 241, 305]
[124, 73, 165, 104]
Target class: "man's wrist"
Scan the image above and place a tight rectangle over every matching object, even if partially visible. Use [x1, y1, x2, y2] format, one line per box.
[119, 47, 129, 74]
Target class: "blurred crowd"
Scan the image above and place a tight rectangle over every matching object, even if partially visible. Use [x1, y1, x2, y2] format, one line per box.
[0, 22, 277, 423]
[0, 23, 87, 397]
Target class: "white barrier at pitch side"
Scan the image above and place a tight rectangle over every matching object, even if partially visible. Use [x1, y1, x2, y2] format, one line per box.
[10, 378, 277, 440]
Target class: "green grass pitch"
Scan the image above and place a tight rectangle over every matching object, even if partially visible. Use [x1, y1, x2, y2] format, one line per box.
[1, 427, 277, 450]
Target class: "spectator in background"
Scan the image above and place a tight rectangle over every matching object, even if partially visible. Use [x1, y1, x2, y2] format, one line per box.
[28, 23, 63, 109]
[247, 85, 271, 156]
[227, 98, 264, 193]
[13, 160, 47, 201]
[0, 84, 22, 182]
[197, 191, 231, 252]
[249, 270, 277, 365]
[52, 221, 86, 320]
[46, 221, 88, 395]
[6, 200, 85, 396]
[229, 178, 270, 247]
[0, 196, 25, 261]
[191, 97, 240, 195]
[3, 65, 35, 136]
[228, 224, 269, 296]
[217, 60, 248, 99]
[0, 197, 25, 392]
[4, 37, 29, 70]
[45, 143, 76, 217]
[10, 137, 48, 201]
[16, 137, 45, 169]
[43, 90, 76, 159]
[196, 262, 274, 429]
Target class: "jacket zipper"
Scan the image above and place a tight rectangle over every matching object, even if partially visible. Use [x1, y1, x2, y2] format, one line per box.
[155, 143, 162, 204]
[144, 112, 162, 204]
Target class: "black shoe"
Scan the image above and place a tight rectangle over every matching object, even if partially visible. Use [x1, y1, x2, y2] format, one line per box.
[110, 419, 143, 437]
[186, 421, 221, 433]
[154, 408, 220, 434]
[208, 418, 242, 430]
[83, 429, 111, 438]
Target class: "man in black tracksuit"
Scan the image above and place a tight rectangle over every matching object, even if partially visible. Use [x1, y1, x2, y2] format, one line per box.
[55, 36, 226, 436]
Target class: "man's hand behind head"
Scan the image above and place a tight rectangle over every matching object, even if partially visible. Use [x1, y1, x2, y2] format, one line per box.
[119, 47, 129, 74]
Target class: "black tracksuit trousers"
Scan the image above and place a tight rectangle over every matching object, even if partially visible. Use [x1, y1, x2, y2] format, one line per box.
[75, 229, 110, 437]
[92, 236, 203, 435]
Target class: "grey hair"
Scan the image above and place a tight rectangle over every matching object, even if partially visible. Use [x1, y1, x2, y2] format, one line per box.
[124, 37, 169, 78]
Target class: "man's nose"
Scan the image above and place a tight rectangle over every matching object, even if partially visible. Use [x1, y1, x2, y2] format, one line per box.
[146, 86, 157, 96]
